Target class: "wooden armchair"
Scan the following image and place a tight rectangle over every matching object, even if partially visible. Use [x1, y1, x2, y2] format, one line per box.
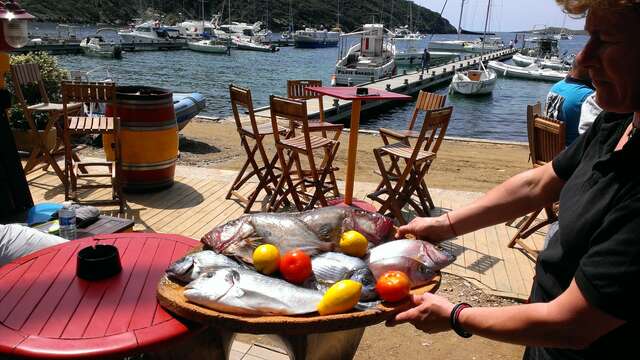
[10, 63, 82, 183]
[368, 107, 454, 224]
[62, 81, 125, 213]
[268, 96, 340, 211]
[508, 107, 564, 257]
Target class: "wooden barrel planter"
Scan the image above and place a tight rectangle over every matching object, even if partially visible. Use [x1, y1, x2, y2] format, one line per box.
[104, 86, 178, 192]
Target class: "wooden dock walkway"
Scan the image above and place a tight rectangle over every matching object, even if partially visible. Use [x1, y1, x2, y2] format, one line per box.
[256, 48, 518, 122]
[26, 161, 544, 301]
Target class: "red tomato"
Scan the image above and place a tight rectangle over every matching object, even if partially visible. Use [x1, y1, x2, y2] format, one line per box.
[375, 271, 412, 302]
[279, 249, 312, 284]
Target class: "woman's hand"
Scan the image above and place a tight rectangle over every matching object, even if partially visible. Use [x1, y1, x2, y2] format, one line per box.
[386, 293, 456, 334]
[395, 215, 455, 242]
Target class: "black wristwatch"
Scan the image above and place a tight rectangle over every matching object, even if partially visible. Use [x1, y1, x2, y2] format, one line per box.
[449, 303, 473, 338]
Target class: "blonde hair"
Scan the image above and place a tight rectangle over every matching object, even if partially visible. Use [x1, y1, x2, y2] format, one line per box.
[556, 0, 640, 15]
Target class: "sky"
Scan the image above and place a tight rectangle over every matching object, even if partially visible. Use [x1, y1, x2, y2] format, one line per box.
[415, 0, 586, 32]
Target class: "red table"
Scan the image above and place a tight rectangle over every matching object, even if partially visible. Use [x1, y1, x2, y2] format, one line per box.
[0, 233, 209, 359]
[307, 87, 412, 205]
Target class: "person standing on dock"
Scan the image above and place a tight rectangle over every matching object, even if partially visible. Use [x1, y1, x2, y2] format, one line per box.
[421, 48, 430, 75]
[388, 1, 640, 359]
[544, 57, 594, 145]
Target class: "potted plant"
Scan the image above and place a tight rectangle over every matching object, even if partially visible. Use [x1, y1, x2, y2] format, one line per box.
[6, 52, 69, 152]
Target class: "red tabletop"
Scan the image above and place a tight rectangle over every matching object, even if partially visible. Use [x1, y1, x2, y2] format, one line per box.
[306, 86, 412, 101]
[0, 233, 203, 359]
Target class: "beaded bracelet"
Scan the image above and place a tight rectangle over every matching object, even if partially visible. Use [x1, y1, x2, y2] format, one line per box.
[449, 303, 473, 338]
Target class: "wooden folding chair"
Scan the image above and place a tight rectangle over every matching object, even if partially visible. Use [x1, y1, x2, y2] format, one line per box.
[268, 96, 340, 211]
[507, 110, 565, 257]
[375, 90, 447, 210]
[10, 63, 82, 183]
[226, 84, 284, 212]
[62, 81, 125, 213]
[368, 107, 454, 225]
[378, 90, 447, 144]
[287, 80, 343, 197]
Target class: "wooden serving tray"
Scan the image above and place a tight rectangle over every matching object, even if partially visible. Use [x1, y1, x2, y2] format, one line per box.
[157, 247, 440, 335]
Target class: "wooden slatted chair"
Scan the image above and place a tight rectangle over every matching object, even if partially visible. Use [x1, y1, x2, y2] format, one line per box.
[368, 107, 454, 224]
[287, 80, 343, 197]
[226, 84, 284, 212]
[62, 81, 125, 213]
[268, 96, 340, 211]
[375, 90, 447, 210]
[10, 63, 82, 183]
[378, 90, 447, 143]
[507, 110, 565, 257]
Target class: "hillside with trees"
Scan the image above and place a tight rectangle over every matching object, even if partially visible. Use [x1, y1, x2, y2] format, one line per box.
[21, 0, 457, 34]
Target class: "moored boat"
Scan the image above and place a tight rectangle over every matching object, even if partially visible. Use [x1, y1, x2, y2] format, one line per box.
[488, 61, 567, 82]
[334, 24, 396, 86]
[512, 53, 570, 71]
[294, 28, 340, 48]
[450, 68, 497, 95]
[80, 35, 122, 59]
[187, 39, 229, 54]
[232, 37, 279, 52]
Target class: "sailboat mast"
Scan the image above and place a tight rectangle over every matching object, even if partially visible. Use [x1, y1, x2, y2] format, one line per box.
[337, 0, 340, 30]
[228, 0, 231, 25]
[457, 0, 466, 38]
[201, 0, 205, 29]
[409, 1, 413, 33]
[482, 0, 491, 52]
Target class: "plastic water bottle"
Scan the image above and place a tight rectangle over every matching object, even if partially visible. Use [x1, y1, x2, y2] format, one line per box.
[58, 201, 77, 240]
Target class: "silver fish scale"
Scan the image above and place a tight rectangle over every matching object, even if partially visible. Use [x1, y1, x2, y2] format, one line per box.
[184, 268, 323, 315]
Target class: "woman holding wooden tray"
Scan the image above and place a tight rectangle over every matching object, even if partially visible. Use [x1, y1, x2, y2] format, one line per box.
[389, 1, 640, 359]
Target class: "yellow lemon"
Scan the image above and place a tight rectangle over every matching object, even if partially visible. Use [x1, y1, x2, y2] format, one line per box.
[339, 230, 369, 258]
[317, 280, 362, 315]
[252, 244, 280, 275]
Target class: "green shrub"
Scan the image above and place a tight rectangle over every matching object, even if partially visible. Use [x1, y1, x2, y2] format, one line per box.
[6, 52, 70, 130]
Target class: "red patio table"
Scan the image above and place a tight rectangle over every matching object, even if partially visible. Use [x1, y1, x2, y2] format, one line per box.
[0, 233, 212, 359]
[307, 86, 412, 206]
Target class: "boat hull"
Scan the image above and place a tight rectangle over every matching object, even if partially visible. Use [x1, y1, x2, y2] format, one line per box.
[294, 39, 339, 48]
[450, 70, 497, 95]
[187, 42, 228, 54]
[488, 61, 566, 82]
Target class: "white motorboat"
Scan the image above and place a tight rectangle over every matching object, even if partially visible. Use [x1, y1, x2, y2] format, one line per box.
[232, 36, 278, 52]
[334, 24, 396, 86]
[450, 67, 497, 95]
[428, 39, 469, 52]
[393, 36, 424, 66]
[179, 20, 215, 39]
[80, 35, 122, 59]
[512, 53, 570, 71]
[488, 61, 567, 82]
[462, 37, 505, 53]
[118, 21, 185, 50]
[188, 39, 229, 54]
[294, 28, 340, 48]
[211, 14, 272, 43]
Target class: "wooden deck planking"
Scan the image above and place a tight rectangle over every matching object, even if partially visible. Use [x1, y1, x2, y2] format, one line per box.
[23, 166, 543, 301]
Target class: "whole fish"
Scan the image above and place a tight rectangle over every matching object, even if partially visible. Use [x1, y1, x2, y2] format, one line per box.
[366, 239, 456, 287]
[166, 250, 241, 284]
[295, 206, 394, 245]
[310, 252, 378, 302]
[184, 268, 323, 315]
[202, 213, 334, 264]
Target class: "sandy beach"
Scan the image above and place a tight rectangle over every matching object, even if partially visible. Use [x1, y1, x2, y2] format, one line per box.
[178, 118, 530, 193]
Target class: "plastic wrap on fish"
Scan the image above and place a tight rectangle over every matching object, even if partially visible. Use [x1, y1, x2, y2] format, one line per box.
[166, 250, 241, 284]
[184, 268, 323, 315]
[366, 239, 456, 287]
[311, 252, 378, 302]
[201, 207, 395, 264]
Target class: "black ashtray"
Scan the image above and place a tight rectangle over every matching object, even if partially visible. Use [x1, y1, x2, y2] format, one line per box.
[356, 87, 369, 96]
[77, 245, 122, 280]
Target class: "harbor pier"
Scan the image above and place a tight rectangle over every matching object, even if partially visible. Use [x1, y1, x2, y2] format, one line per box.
[256, 48, 518, 122]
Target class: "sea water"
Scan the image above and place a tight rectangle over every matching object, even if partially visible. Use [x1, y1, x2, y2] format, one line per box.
[48, 25, 588, 142]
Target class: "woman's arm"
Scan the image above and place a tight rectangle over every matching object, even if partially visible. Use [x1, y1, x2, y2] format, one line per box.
[388, 280, 624, 349]
[397, 162, 565, 242]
